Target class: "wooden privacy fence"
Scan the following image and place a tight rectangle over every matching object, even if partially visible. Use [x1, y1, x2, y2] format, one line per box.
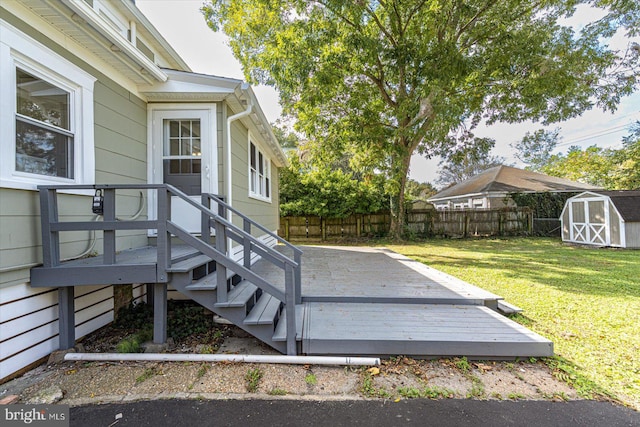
[280, 208, 533, 240]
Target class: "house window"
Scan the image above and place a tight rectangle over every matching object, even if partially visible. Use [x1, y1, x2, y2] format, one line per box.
[249, 140, 271, 201]
[0, 21, 95, 190]
[16, 69, 74, 179]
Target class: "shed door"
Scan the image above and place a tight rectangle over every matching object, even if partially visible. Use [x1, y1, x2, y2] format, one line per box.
[570, 199, 608, 246]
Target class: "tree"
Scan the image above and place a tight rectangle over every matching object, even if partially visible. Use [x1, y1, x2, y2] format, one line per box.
[541, 145, 615, 187]
[203, 1, 639, 238]
[405, 179, 437, 201]
[279, 151, 388, 217]
[512, 128, 560, 172]
[435, 133, 505, 187]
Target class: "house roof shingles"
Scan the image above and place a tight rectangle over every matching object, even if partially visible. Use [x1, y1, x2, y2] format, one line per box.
[429, 165, 599, 201]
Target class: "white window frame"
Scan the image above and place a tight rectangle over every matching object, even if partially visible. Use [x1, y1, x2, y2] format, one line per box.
[248, 135, 272, 202]
[0, 20, 96, 191]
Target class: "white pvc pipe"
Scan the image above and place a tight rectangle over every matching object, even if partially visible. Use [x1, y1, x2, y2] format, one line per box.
[64, 353, 380, 366]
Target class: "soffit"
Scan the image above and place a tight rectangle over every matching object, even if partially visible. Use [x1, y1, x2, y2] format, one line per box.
[14, 0, 176, 85]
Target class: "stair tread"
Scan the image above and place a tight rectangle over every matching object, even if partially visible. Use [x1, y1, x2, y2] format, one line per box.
[272, 305, 304, 342]
[214, 280, 257, 308]
[167, 254, 212, 273]
[185, 274, 218, 291]
[244, 294, 282, 325]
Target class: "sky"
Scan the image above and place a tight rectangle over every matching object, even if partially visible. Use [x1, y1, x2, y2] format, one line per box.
[136, 1, 640, 187]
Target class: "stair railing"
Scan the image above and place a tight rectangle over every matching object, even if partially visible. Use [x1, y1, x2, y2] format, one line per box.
[202, 193, 303, 304]
[36, 184, 300, 355]
[161, 185, 300, 355]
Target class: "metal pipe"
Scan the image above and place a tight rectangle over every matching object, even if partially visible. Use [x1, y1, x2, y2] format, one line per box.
[64, 353, 380, 366]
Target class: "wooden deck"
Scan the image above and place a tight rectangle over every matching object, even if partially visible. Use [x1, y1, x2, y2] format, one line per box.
[254, 245, 553, 358]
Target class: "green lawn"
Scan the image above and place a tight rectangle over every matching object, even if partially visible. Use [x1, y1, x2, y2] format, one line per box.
[385, 238, 640, 408]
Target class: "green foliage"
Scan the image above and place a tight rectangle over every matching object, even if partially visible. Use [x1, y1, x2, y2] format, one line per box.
[245, 368, 263, 393]
[202, 0, 638, 237]
[397, 386, 455, 399]
[436, 134, 505, 187]
[135, 366, 161, 385]
[114, 301, 222, 343]
[508, 192, 580, 219]
[305, 373, 318, 386]
[539, 140, 640, 190]
[115, 329, 153, 353]
[268, 388, 288, 396]
[279, 153, 388, 217]
[512, 128, 560, 172]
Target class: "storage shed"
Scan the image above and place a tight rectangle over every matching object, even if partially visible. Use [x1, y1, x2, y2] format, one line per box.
[561, 191, 640, 248]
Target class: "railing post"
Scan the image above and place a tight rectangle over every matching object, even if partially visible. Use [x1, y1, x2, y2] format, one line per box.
[285, 263, 297, 355]
[243, 219, 251, 269]
[294, 251, 302, 305]
[39, 188, 60, 267]
[201, 194, 211, 245]
[215, 219, 228, 303]
[156, 188, 171, 282]
[103, 188, 116, 264]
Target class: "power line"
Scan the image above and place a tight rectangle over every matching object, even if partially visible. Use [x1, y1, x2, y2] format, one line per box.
[558, 123, 632, 147]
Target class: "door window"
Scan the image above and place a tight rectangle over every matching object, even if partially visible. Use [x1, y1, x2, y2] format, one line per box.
[163, 119, 201, 195]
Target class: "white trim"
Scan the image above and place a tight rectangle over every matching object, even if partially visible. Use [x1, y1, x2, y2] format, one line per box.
[561, 192, 628, 248]
[0, 20, 95, 192]
[1, 3, 145, 95]
[248, 132, 272, 203]
[147, 103, 218, 234]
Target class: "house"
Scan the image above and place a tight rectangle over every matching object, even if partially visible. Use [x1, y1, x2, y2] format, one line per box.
[0, 0, 285, 381]
[561, 191, 640, 248]
[428, 165, 599, 210]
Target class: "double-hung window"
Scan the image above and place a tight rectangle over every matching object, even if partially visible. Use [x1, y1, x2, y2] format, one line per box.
[15, 69, 73, 178]
[0, 20, 95, 190]
[249, 139, 271, 201]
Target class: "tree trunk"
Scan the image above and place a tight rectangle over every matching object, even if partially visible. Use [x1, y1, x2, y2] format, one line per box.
[388, 151, 411, 240]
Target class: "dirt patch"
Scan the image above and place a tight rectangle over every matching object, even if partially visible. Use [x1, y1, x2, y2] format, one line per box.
[5, 320, 583, 406]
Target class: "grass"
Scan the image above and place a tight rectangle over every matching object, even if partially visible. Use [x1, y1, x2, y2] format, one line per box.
[385, 237, 639, 408]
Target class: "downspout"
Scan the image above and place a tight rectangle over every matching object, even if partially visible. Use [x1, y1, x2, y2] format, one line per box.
[226, 95, 253, 223]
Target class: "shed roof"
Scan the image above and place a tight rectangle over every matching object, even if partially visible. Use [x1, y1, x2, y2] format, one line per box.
[592, 191, 640, 222]
[429, 166, 599, 201]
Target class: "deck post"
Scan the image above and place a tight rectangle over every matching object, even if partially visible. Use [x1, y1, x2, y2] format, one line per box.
[58, 286, 75, 349]
[152, 283, 167, 344]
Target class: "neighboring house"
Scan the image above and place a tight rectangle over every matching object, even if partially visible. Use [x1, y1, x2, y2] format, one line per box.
[428, 165, 599, 210]
[561, 191, 640, 248]
[0, 0, 285, 381]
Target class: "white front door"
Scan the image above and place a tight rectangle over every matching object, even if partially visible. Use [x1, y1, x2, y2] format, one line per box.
[149, 105, 217, 234]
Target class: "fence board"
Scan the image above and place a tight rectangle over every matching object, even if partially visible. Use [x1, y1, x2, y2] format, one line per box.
[279, 208, 533, 240]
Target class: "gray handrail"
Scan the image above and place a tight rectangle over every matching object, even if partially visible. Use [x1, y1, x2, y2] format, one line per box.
[203, 193, 302, 256]
[202, 193, 303, 303]
[37, 183, 300, 355]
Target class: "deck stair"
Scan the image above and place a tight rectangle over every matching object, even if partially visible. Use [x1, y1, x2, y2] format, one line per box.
[31, 184, 553, 359]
